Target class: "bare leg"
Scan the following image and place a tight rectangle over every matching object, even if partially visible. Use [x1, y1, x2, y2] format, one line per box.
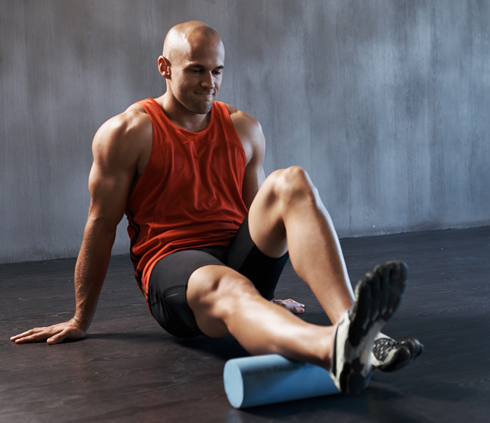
[187, 166, 365, 369]
[187, 258, 408, 392]
[248, 166, 354, 323]
[186, 167, 411, 390]
[187, 265, 334, 369]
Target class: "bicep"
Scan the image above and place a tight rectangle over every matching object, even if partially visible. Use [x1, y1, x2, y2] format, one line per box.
[87, 162, 132, 228]
[242, 125, 266, 209]
[87, 122, 138, 228]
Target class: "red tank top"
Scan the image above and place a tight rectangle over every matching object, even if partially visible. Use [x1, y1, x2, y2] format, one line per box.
[125, 98, 248, 299]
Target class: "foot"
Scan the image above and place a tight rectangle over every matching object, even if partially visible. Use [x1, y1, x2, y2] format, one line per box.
[329, 261, 408, 394]
[371, 336, 423, 372]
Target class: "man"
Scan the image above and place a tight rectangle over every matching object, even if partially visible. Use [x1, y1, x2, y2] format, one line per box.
[11, 21, 421, 394]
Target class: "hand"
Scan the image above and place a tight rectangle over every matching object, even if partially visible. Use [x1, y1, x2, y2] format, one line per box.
[272, 298, 305, 314]
[10, 318, 86, 345]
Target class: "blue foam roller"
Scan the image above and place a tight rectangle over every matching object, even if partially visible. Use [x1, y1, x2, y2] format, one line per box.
[223, 354, 339, 408]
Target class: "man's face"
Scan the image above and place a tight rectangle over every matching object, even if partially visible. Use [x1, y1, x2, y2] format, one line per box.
[168, 36, 225, 115]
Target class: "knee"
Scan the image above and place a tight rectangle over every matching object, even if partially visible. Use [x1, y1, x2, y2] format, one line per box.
[211, 273, 259, 308]
[211, 274, 265, 322]
[187, 267, 264, 337]
[268, 166, 318, 205]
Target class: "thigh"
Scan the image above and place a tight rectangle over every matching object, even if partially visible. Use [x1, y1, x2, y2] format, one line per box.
[227, 215, 289, 301]
[148, 247, 227, 338]
[247, 167, 315, 258]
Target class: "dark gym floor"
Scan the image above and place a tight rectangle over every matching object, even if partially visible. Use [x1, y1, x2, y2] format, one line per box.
[1, 226, 489, 423]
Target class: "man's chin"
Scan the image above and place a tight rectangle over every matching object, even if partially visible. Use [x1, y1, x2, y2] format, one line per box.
[192, 100, 215, 115]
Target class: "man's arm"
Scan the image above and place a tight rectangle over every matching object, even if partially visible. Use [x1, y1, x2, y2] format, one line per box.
[227, 106, 266, 208]
[10, 110, 148, 344]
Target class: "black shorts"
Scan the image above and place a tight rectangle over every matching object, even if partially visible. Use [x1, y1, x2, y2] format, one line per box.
[148, 215, 289, 338]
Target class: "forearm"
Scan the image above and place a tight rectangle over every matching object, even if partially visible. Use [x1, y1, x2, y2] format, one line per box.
[73, 218, 117, 331]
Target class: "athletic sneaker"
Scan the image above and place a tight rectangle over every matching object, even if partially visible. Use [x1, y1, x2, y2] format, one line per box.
[371, 337, 423, 372]
[329, 261, 408, 394]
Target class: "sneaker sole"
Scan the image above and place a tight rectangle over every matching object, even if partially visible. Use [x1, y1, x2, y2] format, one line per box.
[330, 261, 408, 394]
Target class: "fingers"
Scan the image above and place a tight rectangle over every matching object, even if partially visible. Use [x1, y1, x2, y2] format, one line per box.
[10, 321, 85, 344]
[46, 330, 70, 345]
[273, 298, 305, 314]
[286, 299, 305, 314]
[10, 327, 55, 344]
[46, 327, 84, 344]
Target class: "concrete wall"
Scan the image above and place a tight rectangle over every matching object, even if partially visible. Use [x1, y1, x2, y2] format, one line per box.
[1, 0, 489, 263]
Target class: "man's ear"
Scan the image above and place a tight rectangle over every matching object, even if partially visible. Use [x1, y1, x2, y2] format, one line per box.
[158, 56, 171, 79]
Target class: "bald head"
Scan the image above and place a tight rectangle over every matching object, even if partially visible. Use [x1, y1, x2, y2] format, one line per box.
[163, 21, 224, 65]
[158, 21, 225, 117]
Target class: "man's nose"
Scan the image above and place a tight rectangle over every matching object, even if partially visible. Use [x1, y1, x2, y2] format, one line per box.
[201, 72, 215, 88]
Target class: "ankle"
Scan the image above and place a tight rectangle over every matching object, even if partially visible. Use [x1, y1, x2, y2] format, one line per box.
[314, 326, 336, 370]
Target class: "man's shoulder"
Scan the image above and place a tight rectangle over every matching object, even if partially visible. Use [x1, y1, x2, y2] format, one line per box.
[220, 103, 265, 164]
[92, 102, 153, 161]
[222, 103, 262, 136]
[95, 104, 151, 144]
[103, 103, 151, 137]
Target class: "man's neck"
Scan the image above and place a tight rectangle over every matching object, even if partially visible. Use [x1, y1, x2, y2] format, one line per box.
[158, 94, 211, 133]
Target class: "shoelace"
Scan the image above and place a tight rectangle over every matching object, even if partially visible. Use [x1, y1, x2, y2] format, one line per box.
[372, 338, 397, 360]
